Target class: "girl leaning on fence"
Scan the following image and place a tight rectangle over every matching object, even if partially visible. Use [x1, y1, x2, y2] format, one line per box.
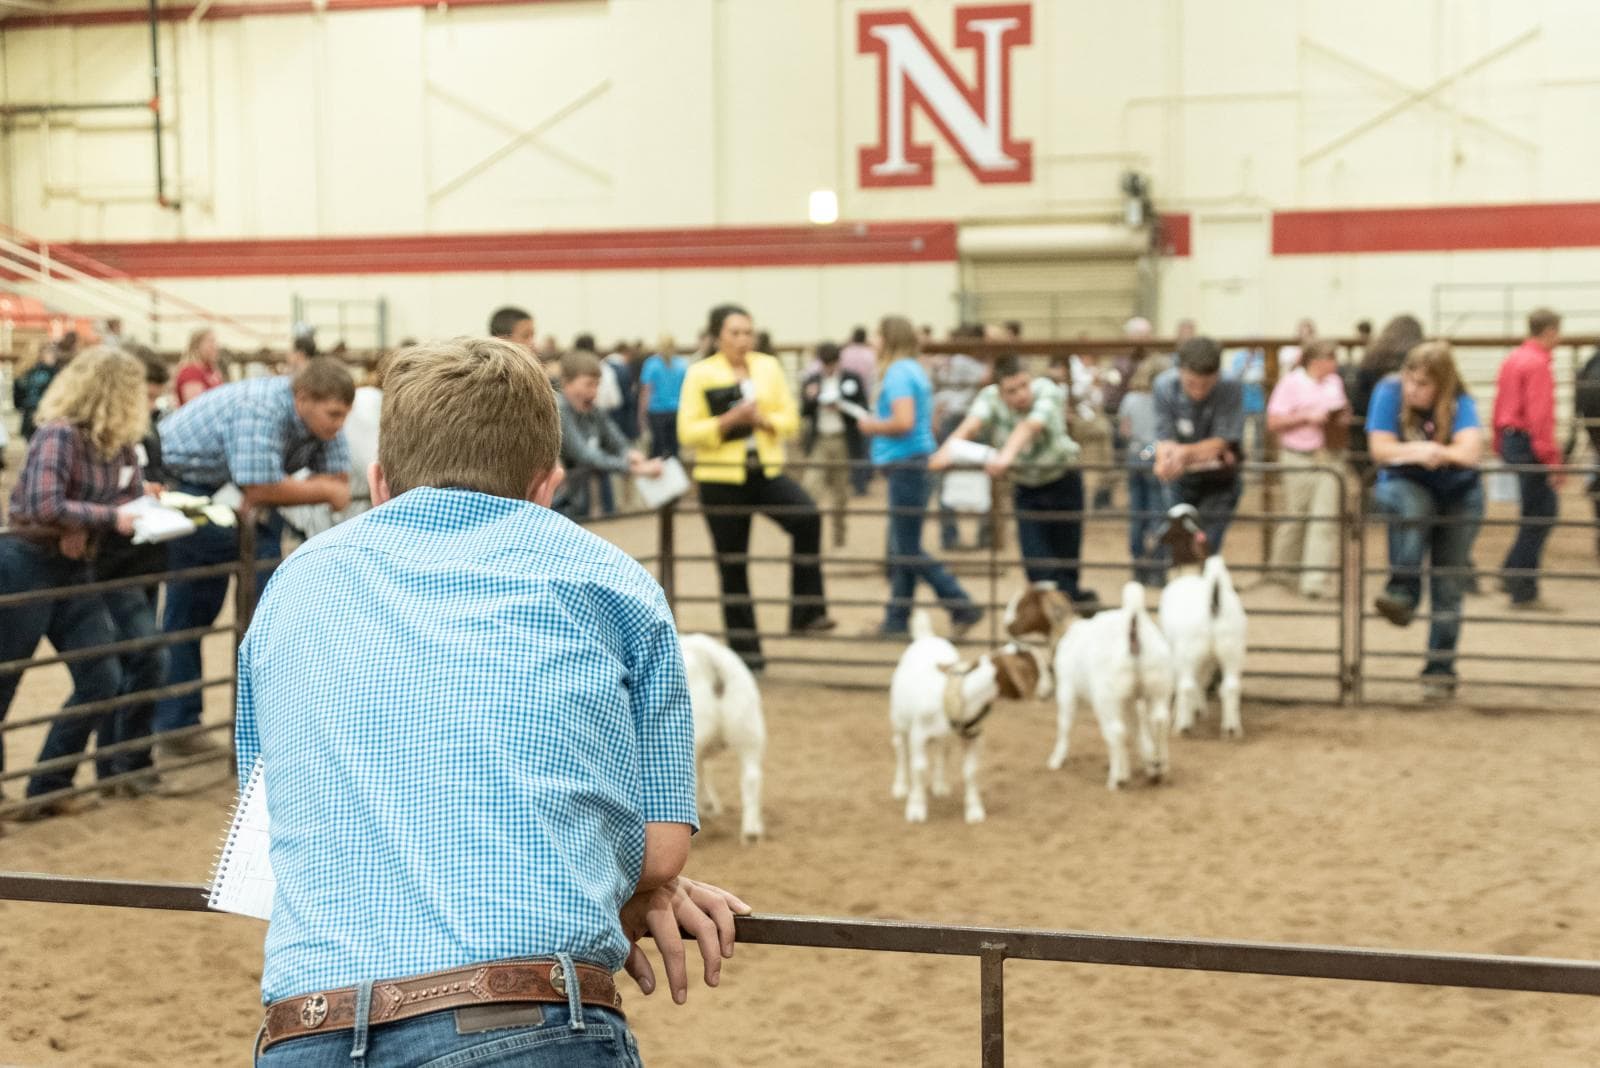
[1365, 340, 1485, 703]
[0, 347, 150, 819]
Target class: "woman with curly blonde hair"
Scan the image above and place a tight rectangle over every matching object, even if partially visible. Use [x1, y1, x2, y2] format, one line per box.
[1, 347, 150, 818]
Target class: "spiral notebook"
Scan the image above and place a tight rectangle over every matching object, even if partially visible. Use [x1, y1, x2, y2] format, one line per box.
[208, 758, 277, 920]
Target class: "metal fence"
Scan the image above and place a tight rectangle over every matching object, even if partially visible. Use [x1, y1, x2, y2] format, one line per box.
[651, 456, 1599, 711]
[658, 458, 1352, 702]
[2, 870, 1599, 1067]
[0, 516, 272, 819]
[3, 465, 1598, 1064]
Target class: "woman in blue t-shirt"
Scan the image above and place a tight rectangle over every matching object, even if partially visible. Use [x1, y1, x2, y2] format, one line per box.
[857, 316, 981, 637]
[1365, 341, 1484, 700]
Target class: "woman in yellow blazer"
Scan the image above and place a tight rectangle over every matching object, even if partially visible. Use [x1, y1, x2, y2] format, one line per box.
[679, 304, 835, 671]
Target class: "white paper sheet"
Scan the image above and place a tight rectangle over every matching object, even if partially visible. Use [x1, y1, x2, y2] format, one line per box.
[207, 759, 276, 920]
[634, 456, 691, 510]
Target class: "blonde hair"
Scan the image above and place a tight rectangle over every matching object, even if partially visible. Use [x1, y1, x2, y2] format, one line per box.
[1127, 357, 1162, 393]
[37, 346, 149, 458]
[1400, 340, 1468, 445]
[379, 337, 561, 500]
[876, 314, 920, 378]
[181, 328, 215, 367]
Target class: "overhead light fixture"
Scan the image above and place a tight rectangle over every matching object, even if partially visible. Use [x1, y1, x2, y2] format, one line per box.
[808, 189, 839, 225]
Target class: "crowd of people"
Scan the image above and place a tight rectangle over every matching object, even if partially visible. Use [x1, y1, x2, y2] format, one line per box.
[2, 304, 1599, 823]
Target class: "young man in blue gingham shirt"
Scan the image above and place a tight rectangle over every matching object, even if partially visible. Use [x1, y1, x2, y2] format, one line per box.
[153, 359, 356, 752]
[238, 337, 747, 1067]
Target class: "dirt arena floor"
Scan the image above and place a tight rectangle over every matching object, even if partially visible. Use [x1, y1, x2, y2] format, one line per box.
[3, 471, 1600, 1066]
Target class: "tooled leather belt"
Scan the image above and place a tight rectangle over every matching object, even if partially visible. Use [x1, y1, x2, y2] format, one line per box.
[258, 958, 621, 1054]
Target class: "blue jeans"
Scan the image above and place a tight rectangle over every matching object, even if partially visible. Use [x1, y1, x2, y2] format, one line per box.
[1375, 476, 1485, 678]
[154, 494, 282, 735]
[95, 586, 166, 780]
[883, 462, 977, 631]
[1127, 465, 1166, 585]
[1164, 478, 1242, 553]
[1013, 471, 1086, 599]
[255, 1003, 643, 1068]
[646, 410, 679, 459]
[1499, 430, 1557, 603]
[0, 536, 122, 793]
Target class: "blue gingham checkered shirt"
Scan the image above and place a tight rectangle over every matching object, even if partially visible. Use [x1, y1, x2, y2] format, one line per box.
[235, 487, 698, 1002]
[159, 376, 351, 490]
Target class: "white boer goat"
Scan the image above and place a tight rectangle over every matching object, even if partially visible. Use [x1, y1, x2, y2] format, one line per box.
[680, 633, 766, 842]
[1155, 504, 1248, 739]
[889, 612, 1040, 824]
[1049, 581, 1175, 789]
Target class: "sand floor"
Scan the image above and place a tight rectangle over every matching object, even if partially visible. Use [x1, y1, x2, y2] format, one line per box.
[3, 470, 1599, 1066]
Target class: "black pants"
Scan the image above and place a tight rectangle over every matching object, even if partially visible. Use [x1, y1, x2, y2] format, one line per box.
[1013, 472, 1087, 600]
[647, 411, 679, 459]
[698, 469, 828, 667]
[1500, 430, 1558, 603]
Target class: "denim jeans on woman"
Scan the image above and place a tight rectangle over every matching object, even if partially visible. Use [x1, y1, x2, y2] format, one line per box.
[883, 460, 979, 633]
[1374, 476, 1485, 678]
[255, 1003, 643, 1068]
[95, 586, 167, 782]
[0, 536, 122, 792]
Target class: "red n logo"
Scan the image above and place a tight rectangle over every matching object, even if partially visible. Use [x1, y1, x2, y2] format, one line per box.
[858, 4, 1033, 188]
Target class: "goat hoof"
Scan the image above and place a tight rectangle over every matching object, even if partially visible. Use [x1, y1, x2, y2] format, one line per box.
[965, 808, 986, 824]
[1046, 755, 1065, 771]
[741, 831, 763, 845]
[906, 806, 927, 824]
[891, 784, 907, 799]
[931, 782, 952, 798]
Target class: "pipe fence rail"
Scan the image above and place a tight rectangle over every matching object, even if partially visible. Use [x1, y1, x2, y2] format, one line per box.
[2, 871, 1599, 1067]
[661, 457, 1353, 703]
[0, 511, 277, 818]
[2, 452, 1596, 815]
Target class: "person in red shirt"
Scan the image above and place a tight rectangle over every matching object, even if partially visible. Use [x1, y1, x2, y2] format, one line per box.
[1493, 307, 1564, 609]
[173, 328, 225, 406]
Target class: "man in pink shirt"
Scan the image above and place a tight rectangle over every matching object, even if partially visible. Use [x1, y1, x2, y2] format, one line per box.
[1265, 340, 1348, 597]
[1494, 308, 1564, 609]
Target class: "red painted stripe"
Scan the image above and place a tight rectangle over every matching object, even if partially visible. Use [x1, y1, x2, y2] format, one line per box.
[55, 222, 960, 278]
[1273, 201, 1600, 255]
[0, 0, 572, 29]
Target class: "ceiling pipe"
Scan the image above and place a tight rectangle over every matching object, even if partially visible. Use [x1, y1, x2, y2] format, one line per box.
[149, 0, 179, 209]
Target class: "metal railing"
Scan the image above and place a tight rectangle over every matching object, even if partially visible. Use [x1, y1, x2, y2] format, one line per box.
[661, 457, 1353, 702]
[0, 514, 274, 818]
[1352, 461, 1600, 704]
[2, 870, 1598, 1066]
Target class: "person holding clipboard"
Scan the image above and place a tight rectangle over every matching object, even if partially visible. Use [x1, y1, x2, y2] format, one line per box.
[679, 304, 835, 672]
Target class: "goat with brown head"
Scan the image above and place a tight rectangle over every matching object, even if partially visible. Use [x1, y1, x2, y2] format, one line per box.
[1157, 503, 1210, 572]
[1003, 582, 1094, 649]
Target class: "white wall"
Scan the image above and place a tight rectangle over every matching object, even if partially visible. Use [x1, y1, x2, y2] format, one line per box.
[4, 0, 1600, 343]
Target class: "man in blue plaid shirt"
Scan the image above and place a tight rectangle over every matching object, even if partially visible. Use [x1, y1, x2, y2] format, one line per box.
[153, 358, 355, 751]
[241, 337, 746, 1067]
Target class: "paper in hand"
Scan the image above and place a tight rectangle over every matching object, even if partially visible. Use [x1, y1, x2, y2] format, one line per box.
[835, 399, 871, 423]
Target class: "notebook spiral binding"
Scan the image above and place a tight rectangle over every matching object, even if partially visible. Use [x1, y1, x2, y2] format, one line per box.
[207, 761, 263, 909]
